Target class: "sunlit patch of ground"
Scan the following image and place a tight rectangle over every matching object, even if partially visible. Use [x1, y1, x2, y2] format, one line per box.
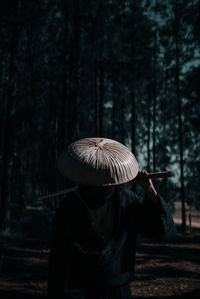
[130, 230, 200, 297]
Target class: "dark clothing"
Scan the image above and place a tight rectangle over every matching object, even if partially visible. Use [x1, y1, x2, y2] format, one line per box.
[79, 185, 116, 210]
[47, 185, 177, 299]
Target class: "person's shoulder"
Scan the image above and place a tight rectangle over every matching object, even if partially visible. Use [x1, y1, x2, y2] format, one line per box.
[117, 183, 139, 208]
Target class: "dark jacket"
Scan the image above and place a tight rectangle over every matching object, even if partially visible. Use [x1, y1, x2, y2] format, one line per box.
[47, 185, 177, 298]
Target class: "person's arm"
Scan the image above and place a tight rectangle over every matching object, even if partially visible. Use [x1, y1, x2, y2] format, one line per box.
[134, 170, 158, 203]
[130, 171, 177, 241]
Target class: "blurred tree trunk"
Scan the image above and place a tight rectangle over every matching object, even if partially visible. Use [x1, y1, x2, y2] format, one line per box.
[147, 95, 151, 172]
[131, 90, 136, 156]
[98, 5, 105, 137]
[174, 0, 186, 232]
[17, 24, 33, 209]
[152, 0, 158, 172]
[59, 0, 69, 152]
[69, 0, 81, 142]
[112, 82, 117, 139]
[24, 25, 33, 87]
[94, 67, 98, 135]
[0, 47, 7, 155]
[121, 94, 125, 144]
[99, 65, 104, 137]
[131, 26, 136, 156]
[131, 85, 136, 194]
[0, 0, 19, 231]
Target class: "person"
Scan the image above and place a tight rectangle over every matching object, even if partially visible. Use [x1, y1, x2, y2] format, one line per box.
[47, 137, 177, 299]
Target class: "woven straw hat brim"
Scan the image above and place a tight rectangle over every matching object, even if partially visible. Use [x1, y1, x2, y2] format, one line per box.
[57, 137, 139, 186]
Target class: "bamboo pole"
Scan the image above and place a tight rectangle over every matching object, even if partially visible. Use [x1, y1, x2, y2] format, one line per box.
[148, 171, 172, 179]
[38, 186, 78, 201]
[38, 171, 172, 201]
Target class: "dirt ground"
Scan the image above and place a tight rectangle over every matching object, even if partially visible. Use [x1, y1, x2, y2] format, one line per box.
[0, 210, 200, 298]
[131, 230, 200, 298]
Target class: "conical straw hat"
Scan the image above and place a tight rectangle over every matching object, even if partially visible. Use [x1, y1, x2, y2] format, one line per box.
[57, 137, 139, 186]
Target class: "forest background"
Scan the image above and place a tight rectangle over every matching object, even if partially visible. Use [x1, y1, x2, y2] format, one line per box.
[0, 0, 200, 298]
[0, 0, 199, 233]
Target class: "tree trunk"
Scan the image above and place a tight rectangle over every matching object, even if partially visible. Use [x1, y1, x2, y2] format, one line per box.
[152, 0, 158, 173]
[99, 65, 104, 137]
[0, 1, 19, 230]
[147, 95, 151, 172]
[24, 25, 33, 86]
[69, 0, 81, 142]
[112, 82, 116, 139]
[94, 67, 98, 135]
[121, 93, 125, 144]
[175, 0, 186, 232]
[131, 90, 136, 155]
[58, 0, 69, 153]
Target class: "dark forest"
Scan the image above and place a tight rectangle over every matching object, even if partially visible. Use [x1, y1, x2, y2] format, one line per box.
[0, 0, 200, 298]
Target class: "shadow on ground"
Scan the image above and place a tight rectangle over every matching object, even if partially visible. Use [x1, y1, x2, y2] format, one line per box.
[1, 210, 200, 298]
[0, 289, 200, 299]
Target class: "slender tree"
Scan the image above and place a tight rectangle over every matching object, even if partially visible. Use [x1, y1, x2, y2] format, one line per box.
[152, 0, 158, 172]
[174, 0, 186, 231]
[0, 0, 19, 230]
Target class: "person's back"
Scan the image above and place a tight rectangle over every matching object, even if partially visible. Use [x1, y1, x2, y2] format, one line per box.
[47, 137, 177, 299]
[48, 184, 177, 298]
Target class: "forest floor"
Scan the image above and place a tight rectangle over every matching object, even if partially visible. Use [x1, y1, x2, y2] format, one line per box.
[0, 208, 200, 298]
